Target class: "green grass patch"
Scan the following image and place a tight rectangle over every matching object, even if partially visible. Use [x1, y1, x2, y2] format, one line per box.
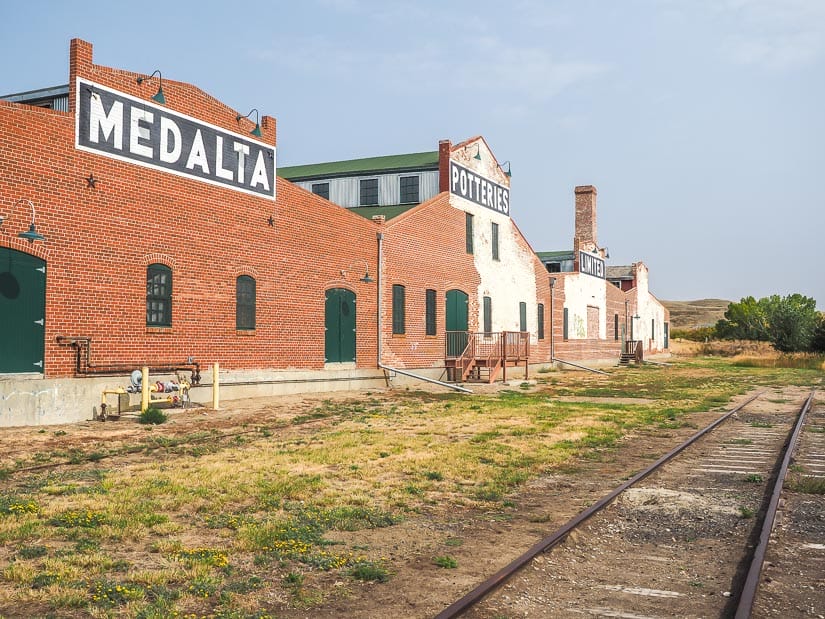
[434, 555, 458, 568]
[138, 406, 168, 425]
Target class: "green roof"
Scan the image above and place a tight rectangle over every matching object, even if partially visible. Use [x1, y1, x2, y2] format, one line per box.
[348, 204, 418, 221]
[535, 250, 574, 261]
[279, 151, 439, 181]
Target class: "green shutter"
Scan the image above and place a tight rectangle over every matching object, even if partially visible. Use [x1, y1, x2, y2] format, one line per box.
[537, 303, 544, 339]
[465, 213, 474, 254]
[325, 288, 356, 362]
[519, 302, 527, 332]
[491, 222, 499, 261]
[0, 248, 45, 373]
[392, 285, 405, 334]
[483, 296, 492, 334]
[425, 289, 436, 336]
[446, 289, 469, 356]
[563, 307, 569, 340]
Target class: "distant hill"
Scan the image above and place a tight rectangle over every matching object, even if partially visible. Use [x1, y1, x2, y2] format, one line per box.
[661, 299, 731, 330]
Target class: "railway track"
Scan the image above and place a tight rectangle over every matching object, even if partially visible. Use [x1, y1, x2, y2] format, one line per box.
[437, 390, 820, 618]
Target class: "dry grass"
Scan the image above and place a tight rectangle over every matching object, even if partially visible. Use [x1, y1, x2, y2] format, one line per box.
[0, 357, 821, 617]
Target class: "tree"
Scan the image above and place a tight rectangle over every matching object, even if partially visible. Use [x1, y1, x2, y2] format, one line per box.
[715, 296, 770, 341]
[810, 313, 825, 353]
[716, 294, 820, 352]
[769, 294, 818, 352]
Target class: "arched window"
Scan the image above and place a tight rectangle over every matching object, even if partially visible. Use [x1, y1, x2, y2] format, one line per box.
[146, 264, 172, 326]
[236, 275, 256, 330]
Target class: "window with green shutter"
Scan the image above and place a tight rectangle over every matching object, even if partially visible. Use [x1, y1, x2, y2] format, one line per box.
[425, 289, 436, 336]
[563, 307, 569, 340]
[491, 222, 499, 261]
[483, 296, 492, 335]
[236, 275, 256, 330]
[465, 212, 474, 254]
[392, 284, 406, 334]
[537, 303, 545, 339]
[146, 263, 172, 327]
[519, 302, 527, 332]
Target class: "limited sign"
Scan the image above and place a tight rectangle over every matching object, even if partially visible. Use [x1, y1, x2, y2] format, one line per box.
[579, 250, 605, 279]
[75, 78, 276, 200]
[449, 160, 510, 216]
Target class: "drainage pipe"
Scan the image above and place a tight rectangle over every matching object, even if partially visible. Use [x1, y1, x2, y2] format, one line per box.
[376, 231, 384, 366]
[379, 363, 472, 394]
[551, 357, 609, 375]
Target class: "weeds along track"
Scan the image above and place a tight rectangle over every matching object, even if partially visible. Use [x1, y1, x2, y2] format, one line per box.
[438, 390, 819, 618]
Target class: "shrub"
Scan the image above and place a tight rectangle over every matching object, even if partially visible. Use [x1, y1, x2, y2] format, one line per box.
[139, 407, 167, 425]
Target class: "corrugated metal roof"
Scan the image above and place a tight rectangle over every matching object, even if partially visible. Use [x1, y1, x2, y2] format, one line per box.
[1, 84, 69, 102]
[535, 250, 574, 261]
[606, 265, 634, 279]
[348, 204, 418, 221]
[279, 151, 439, 181]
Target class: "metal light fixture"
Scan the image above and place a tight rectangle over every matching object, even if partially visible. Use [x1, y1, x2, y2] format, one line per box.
[471, 144, 482, 160]
[0, 199, 45, 243]
[359, 268, 374, 284]
[136, 70, 166, 104]
[340, 261, 374, 284]
[500, 161, 512, 177]
[236, 109, 263, 137]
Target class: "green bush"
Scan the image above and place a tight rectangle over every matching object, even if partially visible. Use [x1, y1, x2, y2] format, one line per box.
[138, 407, 168, 425]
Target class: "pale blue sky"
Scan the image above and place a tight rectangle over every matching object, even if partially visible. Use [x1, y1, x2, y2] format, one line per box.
[2, 1, 823, 306]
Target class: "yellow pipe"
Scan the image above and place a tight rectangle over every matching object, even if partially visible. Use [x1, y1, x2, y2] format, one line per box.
[212, 362, 220, 410]
[141, 366, 149, 411]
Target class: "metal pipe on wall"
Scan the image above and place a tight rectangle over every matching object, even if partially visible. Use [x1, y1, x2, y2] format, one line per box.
[376, 232, 384, 366]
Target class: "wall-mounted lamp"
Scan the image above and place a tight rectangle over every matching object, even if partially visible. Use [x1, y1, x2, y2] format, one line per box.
[236, 109, 263, 138]
[500, 161, 512, 177]
[340, 260, 374, 284]
[469, 144, 482, 161]
[0, 199, 46, 243]
[136, 70, 166, 105]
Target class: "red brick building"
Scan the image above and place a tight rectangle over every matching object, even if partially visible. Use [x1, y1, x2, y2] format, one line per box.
[1, 39, 668, 426]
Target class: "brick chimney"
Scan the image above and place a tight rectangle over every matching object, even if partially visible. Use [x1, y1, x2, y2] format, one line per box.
[438, 139, 452, 193]
[573, 185, 598, 253]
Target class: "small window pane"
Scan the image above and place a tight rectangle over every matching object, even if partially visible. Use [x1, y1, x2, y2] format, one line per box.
[360, 178, 379, 206]
[563, 307, 569, 340]
[311, 182, 329, 200]
[146, 264, 172, 327]
[236, 275, 256, 330]
[392, 284, 406, 334]
[400, 176, 419, 204]
[425, 289, 436, 336]
[491, 222, 499, 261]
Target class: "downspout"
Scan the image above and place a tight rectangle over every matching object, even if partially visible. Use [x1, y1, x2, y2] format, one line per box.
[376, 232, 383, 366]
[374, 231, 470, 394]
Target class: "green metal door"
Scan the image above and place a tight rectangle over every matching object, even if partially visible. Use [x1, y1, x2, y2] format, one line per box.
[445, 289, 469, 356]
[0, 248, 45, 373]
[325, 288, 356, 363]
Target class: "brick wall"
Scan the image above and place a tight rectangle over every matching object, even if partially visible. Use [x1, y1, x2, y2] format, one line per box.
[0, 39, 378, 377]
[378, 193, 481, 368]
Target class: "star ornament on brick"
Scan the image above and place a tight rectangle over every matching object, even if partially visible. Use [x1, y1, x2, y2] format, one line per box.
[86, 173, 98, 189]
[267, 215, 275, 227]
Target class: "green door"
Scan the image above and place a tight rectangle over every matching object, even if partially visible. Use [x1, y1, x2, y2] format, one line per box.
[0, 248, 45, 373]
[325, 288, 356, 363]
[445, 289, 469, 356]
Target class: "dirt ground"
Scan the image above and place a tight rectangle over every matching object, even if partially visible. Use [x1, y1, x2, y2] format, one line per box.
[1, 384, 820, 618]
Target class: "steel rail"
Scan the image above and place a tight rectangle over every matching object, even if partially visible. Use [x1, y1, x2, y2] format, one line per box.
[734, 389, 816, 618]
[435, 390, 765, 619]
